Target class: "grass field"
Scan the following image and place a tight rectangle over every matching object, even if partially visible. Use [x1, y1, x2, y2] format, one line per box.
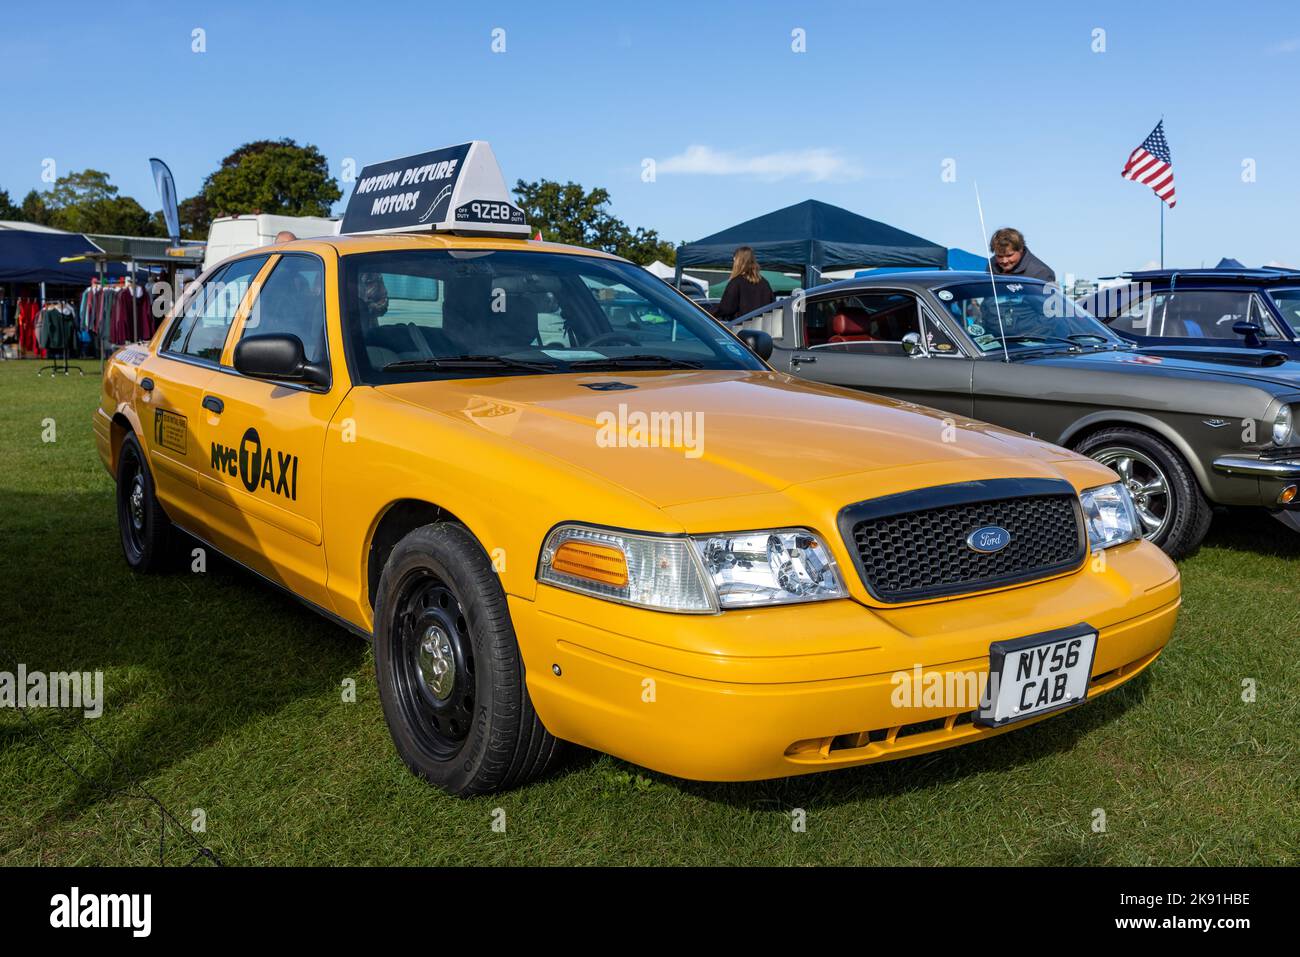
[0, 357, 1296, 866]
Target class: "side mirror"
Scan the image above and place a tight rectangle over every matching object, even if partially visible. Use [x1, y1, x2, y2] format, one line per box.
[1232, 320, 1263, 348]
[737, 329, 774, 360]
[233, 334, 330, 388]
[901, 332, 927, 357]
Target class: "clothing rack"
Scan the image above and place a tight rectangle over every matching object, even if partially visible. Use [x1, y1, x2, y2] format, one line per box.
[36, 289, 84, 377]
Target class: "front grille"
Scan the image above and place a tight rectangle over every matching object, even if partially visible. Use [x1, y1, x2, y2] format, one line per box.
[839, 479, 1086, 603]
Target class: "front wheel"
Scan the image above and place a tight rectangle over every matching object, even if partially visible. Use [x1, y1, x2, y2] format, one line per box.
[1074, 427, 1211, 558]
[372, 522, 564, 796]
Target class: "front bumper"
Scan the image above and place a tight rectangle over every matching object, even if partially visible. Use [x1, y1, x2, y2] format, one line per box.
[1213, 454, 1300, 480]
[511, 540, 1180, 782]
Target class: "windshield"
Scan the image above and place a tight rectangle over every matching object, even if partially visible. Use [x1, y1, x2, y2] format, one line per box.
[340, 249, 765, 383]
[934, 280, 1124, 354]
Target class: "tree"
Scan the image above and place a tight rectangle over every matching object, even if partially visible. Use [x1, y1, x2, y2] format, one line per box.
[203, 138, 341, 218]
[21, 189, 51, 226]
[178, 194, 212, 239]
[26, 169, 165, 236]
[512, 179, 675, 265]
[0, 188, 20, 220]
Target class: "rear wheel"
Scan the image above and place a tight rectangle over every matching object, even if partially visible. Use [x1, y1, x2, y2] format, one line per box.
[115, 433, 174, 572]
[1074, 427, 1211, 558]
[372, 522, 564, 796]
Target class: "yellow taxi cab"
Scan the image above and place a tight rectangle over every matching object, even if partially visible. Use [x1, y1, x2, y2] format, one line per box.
[95, 143, 1181, 795]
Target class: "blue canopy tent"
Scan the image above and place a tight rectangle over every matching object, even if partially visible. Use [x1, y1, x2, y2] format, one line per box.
[675, 199, 946, 289]
[0, 229, 131, 285]
[856, 246, 987, 277]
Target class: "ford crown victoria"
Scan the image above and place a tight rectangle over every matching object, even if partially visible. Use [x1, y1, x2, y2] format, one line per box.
[94, 144, 1181, 795]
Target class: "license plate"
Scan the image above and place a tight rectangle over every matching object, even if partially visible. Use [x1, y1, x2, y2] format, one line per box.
[975, 625, 1098, 727]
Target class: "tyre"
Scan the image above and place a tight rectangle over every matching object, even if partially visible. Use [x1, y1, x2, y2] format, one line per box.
[1074, 426, 1212, 558]
[115, 433, 174, 572]
[372, 522, 564, 796]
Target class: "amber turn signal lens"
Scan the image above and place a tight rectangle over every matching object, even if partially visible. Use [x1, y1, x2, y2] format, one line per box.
[1279, 484, 1298, 505]
[550, 540, 629, 587]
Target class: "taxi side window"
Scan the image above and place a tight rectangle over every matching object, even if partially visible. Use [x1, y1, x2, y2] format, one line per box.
[240, 255, 327, 365]
[167, 255, 268, 363]
[162, 262, 231, 354]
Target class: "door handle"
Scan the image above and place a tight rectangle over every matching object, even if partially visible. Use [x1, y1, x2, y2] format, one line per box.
[791, 354, 818, 365]
[202, 395, 224, 414]
[140, 377, 154, 392]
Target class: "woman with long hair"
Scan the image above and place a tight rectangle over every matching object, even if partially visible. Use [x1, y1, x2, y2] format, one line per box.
[715, 246, 775, 321]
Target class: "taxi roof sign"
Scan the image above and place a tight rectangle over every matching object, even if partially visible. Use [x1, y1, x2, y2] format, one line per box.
[340, 141, 530, 239]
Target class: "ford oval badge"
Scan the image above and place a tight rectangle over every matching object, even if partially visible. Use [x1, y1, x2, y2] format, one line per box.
[967, 526, 1012, 554]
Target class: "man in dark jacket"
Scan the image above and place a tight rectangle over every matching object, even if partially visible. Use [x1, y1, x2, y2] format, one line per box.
[988, 227, 1055, 283]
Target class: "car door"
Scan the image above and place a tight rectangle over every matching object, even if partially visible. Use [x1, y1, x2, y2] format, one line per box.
[136, 255, 269, 537]
[774, 288, 975, 417]
[194, 251, 347, 610]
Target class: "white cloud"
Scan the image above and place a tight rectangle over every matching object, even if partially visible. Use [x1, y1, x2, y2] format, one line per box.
[655, 144, 864, 182]
[1269, 38, 1300, 54]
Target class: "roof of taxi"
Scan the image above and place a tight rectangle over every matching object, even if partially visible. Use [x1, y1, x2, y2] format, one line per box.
[236, 232, 627, 265]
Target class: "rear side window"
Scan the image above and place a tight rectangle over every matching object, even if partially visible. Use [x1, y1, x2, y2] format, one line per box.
[165, 255, 268, 362]
[241, 255, 328, 365]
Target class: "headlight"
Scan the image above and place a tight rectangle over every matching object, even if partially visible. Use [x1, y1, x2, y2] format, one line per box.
[691, 528, 847, 608]
[1079, 482, 1141, 550]
[1272, 404, 1294, 446]
[538, 524, 716, 613]
[537, 524, 846, 612]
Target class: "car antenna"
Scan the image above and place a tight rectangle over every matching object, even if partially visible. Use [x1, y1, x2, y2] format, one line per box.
[974, 180, 1011, 364]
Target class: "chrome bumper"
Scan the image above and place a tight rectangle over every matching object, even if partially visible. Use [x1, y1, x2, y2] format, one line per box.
[1212, 455, 1300, 479]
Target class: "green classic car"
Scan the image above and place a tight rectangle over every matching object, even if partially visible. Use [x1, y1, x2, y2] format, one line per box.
[734, 271, 1300, 557]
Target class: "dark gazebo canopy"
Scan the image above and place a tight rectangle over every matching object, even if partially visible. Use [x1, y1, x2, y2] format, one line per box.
[0, 229, 132, 285]
[675, 199, 946, 288]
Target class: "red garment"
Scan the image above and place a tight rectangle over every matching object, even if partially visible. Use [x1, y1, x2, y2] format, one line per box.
[110, 286, 132, 344]
[133, 287, 154, 340]
[17, 299, 42, 357]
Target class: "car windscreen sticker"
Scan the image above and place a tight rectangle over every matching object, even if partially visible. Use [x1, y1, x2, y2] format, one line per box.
[154, 409, 187, 455]
[937, 290, 954, 301]
[541, 349, 606, 360]
[341, 141, 531, 238]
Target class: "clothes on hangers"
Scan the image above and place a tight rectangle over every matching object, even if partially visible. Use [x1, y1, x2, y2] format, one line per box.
[38, 302, 77, 352]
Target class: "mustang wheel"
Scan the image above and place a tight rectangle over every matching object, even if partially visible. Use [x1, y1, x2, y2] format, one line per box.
[372, 522, 564, 796]
[115, 433, 174, 572]
[1075, 427, 1211, 558]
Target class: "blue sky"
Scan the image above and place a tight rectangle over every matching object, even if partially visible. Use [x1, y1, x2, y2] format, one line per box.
[3, 0, 1298, 278]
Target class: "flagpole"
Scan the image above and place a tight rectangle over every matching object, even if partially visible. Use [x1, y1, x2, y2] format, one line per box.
[1159, 196, 1165, 269]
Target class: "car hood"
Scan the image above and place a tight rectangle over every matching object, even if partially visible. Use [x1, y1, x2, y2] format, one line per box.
[376, 370, 1084, 507]
[1021, 348, 1300, 389]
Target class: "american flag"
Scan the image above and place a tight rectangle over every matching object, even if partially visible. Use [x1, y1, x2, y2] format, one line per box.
[1122, 120, 1176, 207]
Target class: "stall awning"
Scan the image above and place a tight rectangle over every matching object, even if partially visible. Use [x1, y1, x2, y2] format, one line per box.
[676, 199, 946, 287]
[0, 229, 131, 284]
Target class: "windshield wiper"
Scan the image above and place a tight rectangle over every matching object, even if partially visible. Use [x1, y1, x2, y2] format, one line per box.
[382, 354, 561, 374]
[566, 354, 705, 370]
[998, 335, 1081, 348]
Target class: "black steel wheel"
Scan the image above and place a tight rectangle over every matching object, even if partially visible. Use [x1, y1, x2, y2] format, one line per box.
[372, 522, 565, 796]
[115, 432, 173, 572]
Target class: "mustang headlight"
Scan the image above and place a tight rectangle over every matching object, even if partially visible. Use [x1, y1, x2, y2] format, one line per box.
[1272, 404, 1294, 446]
[537, 524, 846, 612]
[1080, 482, 1140, 550]
[691, 528, 847, 608]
